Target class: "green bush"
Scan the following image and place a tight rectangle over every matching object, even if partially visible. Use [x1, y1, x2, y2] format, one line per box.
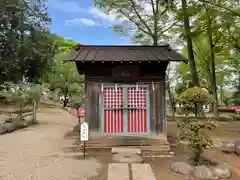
[176, 107, 185, 115]
[0, 82, 42, 120]
[178, 87, 216, 165]
[178, 87, 212, 117]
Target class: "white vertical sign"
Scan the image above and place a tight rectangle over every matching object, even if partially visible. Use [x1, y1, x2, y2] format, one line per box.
[80, 122, 89, 141]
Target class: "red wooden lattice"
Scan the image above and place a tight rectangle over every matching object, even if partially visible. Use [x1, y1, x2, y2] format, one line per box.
[103, 86, 147, 134]
[127, 87, 147, 133]
[103, 87, 124, 133]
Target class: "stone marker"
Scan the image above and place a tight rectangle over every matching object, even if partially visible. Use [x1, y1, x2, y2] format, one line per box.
[111, 147, 141, 155]
[112, 153, 143, 163]
[132, 163, 156, 180]
[108, 163, 129, 180]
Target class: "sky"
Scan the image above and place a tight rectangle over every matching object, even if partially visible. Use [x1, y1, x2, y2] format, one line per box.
[47, 0, 132, 45]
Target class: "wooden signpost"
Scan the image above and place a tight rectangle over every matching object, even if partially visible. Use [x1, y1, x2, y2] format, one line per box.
[80, 122, 89, 159]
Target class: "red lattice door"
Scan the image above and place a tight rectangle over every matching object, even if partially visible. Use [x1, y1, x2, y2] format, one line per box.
[127, 86, 148, 134]
[102, 85, 149, 136]
[103, 87, 124, 134]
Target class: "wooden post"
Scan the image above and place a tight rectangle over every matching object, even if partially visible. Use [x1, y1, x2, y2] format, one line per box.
[33, 100, 37, 122]
[76, 107, 81, 141]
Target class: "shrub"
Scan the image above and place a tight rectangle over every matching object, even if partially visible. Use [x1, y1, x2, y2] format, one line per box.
[69, 94, 84, 123]
[0, 82, 42, 121]
[178, 87, 216, 165]
[233, 88, 240, 106]
[176, 107, 185, 115]
[178, 87, 212, 117]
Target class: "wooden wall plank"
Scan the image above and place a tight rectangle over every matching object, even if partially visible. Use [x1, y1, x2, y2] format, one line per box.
[84, 80, 100, 132]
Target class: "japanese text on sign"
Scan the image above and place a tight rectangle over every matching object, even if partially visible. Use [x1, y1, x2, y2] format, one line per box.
[80, 122, 89, 141]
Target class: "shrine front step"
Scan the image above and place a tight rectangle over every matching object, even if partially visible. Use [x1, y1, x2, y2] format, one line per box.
[108, 163, 156, 180]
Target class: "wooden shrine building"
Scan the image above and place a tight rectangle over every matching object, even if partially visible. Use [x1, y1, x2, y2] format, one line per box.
[65, 45, 187, 148]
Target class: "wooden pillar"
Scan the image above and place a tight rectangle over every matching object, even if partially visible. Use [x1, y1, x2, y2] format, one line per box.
[155, 82, 162, 134]
[84, 81, 101, 136]
[149, 83, 155, 134]
[149, 79, 166, 136]
[160, 80, 166, 133]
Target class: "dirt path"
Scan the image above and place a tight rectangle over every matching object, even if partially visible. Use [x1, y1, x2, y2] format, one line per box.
[0, 107, 102, 180]
[204, 149, 240, 177]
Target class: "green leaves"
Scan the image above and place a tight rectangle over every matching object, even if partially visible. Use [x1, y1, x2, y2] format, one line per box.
[69, 94, 84, 109]
[178, 116, 217, 165]
[0, 82, 42, 116]
[177, 86, 217, 165]
[179, 87, 212, 105]
[48, 52, 84, 107]
[0, 0, 56, 83]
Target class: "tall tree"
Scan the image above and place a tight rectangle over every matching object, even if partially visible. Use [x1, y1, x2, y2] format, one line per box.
[48, 53, 84, 107]
[0, 0, 56, 83]
[180, 0, 200, 86]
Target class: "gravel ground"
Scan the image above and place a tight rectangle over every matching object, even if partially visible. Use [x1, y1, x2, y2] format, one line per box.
[0, 107, 102, 180]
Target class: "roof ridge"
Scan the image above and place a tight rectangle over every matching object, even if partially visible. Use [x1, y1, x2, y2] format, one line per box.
[65, 44, 188, 62]
[75, 44, 170, 48]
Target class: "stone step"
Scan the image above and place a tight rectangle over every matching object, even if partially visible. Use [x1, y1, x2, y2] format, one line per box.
[132, 163, 156, 180]
[85, 143, 169, 147]
[86, 138, 169, 143]
[107, 163, 156, 180]
[77, 145, 170, 152]
[108, 163, 129, 180]
[130, 145, 170, 151]
[111, 147, 141, 155]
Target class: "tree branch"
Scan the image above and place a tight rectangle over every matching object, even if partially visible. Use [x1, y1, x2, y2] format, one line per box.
[128, 0, 154, 36]
[157, 20, 180, 37]
[227, 27, 240, 52]
[150, 0, 156, 14]
[213, 26, 228, 45]
[199, 0, 240, 17]
[118, 9, 151, 36]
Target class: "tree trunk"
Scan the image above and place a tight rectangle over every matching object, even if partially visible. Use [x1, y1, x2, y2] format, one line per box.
[63, 96, 68, 107]
[20, 1, 25, 80]
[220, 85, 223, 106]
[204, 3, 219, 119]
[181, 0, 200, 87]
[33, 100, 37, 122]
[238, 69, 240, 88]
[167, 81, 175, 120]
[182, 0, 204, 117]
[194, 103, 198, 117]
[63, 89, 69, 107]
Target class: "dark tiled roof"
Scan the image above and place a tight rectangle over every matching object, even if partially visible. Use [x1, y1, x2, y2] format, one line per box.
[64, 45, 188, 62]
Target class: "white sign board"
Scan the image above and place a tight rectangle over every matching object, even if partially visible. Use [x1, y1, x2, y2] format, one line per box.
[80, 122, 89, 141]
